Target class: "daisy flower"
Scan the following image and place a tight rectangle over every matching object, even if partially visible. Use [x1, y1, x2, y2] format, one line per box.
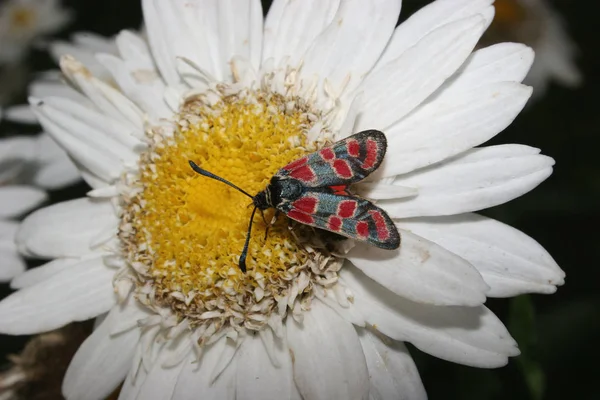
[480, 0, 581, 95]
[0, 0, 72, 64]
[0, 0, 565, 399]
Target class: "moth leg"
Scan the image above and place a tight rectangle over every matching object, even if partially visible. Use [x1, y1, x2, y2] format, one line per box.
[269, 210, 280, 225]
[259, 210, 268, 225]
[263, 210, 280, 240]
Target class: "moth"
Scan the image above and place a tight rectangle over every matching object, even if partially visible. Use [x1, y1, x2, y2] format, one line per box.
[189, 130, 400, 272]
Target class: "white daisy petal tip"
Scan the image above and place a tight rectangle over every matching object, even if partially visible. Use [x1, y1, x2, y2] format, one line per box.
[347, 230, 490, 307]
[385, 145, 555, 218]
[0, 257, 115, 335]
[358, 328, 427, 400]
[343, 267, 521, 368]
[400, 214, 566, 298]
[0, 186, 48, 219]
[3, 104, 38, 124]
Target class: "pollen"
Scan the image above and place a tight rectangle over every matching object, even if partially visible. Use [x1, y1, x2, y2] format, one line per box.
[120, 83, 340, 332]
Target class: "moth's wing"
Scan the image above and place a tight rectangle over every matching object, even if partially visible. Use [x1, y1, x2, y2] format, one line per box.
[276, 130, 387, 187]
[279, 190, 400, 249]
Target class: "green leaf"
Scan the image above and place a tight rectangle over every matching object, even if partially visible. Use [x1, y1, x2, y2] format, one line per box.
[508, 295, 546, 400]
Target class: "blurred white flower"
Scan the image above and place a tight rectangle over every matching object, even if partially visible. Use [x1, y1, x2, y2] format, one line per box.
[0, 107, 80, 282]
[481, 0, 581, 95]
[0, 0, 72, 63]
[0, 108, 44, 281]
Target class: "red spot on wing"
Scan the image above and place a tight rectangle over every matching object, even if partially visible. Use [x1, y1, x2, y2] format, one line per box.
[369, 210, 390, 241]
[333, 159, 352, 178]
[338, 200, 357, 218]
[356, 221, 369, 238]
[290, 165, 316, 182]
[282, 156, 308, 171]
[361, 139, 378, 170]
[328, 216, 342, 232]
[287, 209, 314, 225]
[347, 140, 360, 157]
[292, 196, 318, 214]
[330, 185, 348, 195]
[320, 148, 335, 161]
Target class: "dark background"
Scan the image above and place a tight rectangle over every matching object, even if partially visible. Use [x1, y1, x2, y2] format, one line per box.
[0, 1, 597, 399]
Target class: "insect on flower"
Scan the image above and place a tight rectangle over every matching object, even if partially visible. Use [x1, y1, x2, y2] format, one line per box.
[189, 130, 400, 272]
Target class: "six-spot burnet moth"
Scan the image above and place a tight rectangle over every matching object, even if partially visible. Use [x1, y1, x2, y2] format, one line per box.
[189, 130, 401, 272]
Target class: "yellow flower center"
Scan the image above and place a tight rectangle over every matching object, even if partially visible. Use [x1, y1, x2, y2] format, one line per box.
[121, 85, 340, 330]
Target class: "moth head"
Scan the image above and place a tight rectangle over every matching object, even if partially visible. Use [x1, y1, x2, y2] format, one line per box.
[253, 190, 271, 210]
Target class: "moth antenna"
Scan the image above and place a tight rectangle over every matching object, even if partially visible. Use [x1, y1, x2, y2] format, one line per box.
[188, 160, 254, 199]
[239, 206, 258, 273]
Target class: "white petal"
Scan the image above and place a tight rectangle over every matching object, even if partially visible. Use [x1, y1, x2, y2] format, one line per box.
[144, 0, 218, 84]
[0, 257, 116, 335]
[0, 248, 25, 282]
[0, 220, 17, 242]
[357, 328, 426, 400]
[313, 283, 366, 327]
[341, 266, 519, 368]
[143, 0, 262, 84]
[355, 15, 485, 131]
[63, 303, 140, 400]
[60, 56, 145, 131]
[353, 182, 417, 200]
[0, 221, 25, 281]
[337, 91, 362, 139]
[378, 82, 533, 177]
[16, 197, 117, 258]
[141, 0, 183, 85]
[287, 300, 369, 400]
[33, 158, 81, 190]
[0, 136, 36, 164]
[262, 0, 339, 67]
[3, 105, 38, 124]
[0, 186, 47, 218]
[39, 95, 140, 158]
[50, 37, 114, 82]
[383, 145, 554, 218]
[136, 340, 188, 400]
[117, 349, 147, 400]
[68, 31, 119, 54]
[98, 31, 170, 119]
[437, 43, 534, 97]
[0, 137, 35, 183]
[172, 339, 236, 400]
[236, 332, 293, 400]
[78, 164, 112, 190]
[30, 98, 123, 183]
[347, 229, 488, 306]
[400, 214, 565, 297]
[376, 0, 494, 68]
[215, 0, 263, 75]
[11, 257, 82, 289]
[300, 0, 401, 97]
[34, 132, 70, 164]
